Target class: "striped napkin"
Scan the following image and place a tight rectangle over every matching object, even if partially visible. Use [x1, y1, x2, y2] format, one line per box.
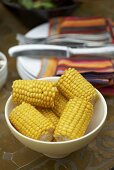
[49, 16, 113, 38]
[38, 16, 114, 96]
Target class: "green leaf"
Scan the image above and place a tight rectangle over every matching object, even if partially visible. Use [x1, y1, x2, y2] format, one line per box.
[18, 0, 34, 9]
[14, 0, 56, 9]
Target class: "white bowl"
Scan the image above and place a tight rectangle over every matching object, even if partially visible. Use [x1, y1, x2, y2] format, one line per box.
[0, 52, 8, 89]
[5, 77, 107, 158]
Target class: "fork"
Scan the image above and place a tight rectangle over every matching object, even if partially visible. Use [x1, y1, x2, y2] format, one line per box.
[16, 33, 111, 47]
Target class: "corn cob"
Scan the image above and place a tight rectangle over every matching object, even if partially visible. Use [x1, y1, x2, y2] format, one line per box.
[52, 92, 68, 117]
[56, 68, 98, 104]
[9, 102, 55, 141]
[54, 97, 93, 141]
[12, 80, 57, 108]
[37, 108, 59, 127]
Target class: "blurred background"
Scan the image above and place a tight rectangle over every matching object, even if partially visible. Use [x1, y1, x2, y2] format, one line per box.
[1, 0, 114, 28]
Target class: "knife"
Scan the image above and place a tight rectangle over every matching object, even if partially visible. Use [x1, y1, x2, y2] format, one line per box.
[8, 44, 114, 58]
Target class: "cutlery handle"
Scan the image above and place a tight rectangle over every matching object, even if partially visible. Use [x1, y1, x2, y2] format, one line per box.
[8, 44, 68, 58]
[71, 45, 114, 56]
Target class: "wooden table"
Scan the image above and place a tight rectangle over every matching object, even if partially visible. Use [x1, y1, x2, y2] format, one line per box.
[0, 1, 114, 169]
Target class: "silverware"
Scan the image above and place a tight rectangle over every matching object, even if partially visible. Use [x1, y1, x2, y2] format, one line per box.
[8, 44, 114, 58]
[16, 33, 111, 47]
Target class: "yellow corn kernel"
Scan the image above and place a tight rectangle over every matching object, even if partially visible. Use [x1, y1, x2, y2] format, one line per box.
[52, 92, 68, 117]
[56, 68, 98, 104]
[38, 108, 59, 127]
[54, 97, 93, 141]
[9, 102, 55, 141]
[12, 80, 57, 108]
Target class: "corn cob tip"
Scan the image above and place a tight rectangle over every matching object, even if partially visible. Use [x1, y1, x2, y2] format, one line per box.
[39, 129, 54, 141]
[53, 135, 69, 142]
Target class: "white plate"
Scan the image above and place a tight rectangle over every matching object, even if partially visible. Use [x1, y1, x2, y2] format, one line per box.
[17, 62, 28, 79]
[17, 60, 33, 80]
[17, 23, 49, 79]
[0, 52, 8, 89]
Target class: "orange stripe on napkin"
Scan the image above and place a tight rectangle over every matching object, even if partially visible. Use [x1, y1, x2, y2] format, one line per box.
[61, 19, 106, 27]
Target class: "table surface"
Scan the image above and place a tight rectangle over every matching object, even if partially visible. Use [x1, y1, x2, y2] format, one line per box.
[0, 1, 114, 170]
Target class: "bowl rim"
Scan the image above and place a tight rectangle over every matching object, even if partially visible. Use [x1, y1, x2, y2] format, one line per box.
[2, 0, 78, 12]
[5, 76, 107, 145]
[0, 52, 7, 73]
